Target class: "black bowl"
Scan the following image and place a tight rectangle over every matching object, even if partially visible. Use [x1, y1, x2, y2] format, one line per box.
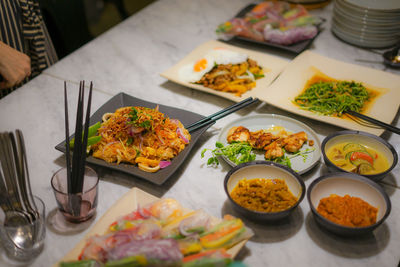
[224, 161, 305, 221]
[307, 172, 391, 236]
[321, 130, 398, 181]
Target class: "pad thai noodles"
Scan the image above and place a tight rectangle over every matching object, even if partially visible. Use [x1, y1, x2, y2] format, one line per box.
[91, 106, 191, 172]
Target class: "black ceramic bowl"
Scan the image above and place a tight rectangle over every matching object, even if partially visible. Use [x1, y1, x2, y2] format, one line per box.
[224, 161, 305, 221]
[321, 130, 398, 181]
[307, 172, 391, 236]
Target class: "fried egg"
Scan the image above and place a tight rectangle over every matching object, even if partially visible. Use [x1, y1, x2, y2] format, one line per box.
[178, 48, 248, 83]
[178, 55, 215, 83]
[208, 48, 248, 65]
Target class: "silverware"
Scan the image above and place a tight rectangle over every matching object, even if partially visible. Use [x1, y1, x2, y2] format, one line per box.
[14, 130, 38, 216]
[0, 132, 38, 223]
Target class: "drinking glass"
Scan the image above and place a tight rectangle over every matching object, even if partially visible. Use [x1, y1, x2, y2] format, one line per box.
[51, 166, 99, 223]
[0, 196, 46, 262]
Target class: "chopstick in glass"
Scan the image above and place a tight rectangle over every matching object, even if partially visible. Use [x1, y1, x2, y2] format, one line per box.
[64, 82, 72, 194]
[345, 110, 400, 135]
[188, 98, 259, 133]
[76, 82, 93, 193]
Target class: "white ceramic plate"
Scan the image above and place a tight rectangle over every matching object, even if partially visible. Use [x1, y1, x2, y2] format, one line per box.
[343, 0, 400, 12]
[258, 51, 400, 136]
[54, 187, 249, 266]
[217, 114, 321, 174]
[160, 40, 289, 103]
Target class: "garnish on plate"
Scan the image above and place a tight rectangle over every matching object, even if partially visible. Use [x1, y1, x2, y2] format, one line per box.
[201, 125, 315, 170]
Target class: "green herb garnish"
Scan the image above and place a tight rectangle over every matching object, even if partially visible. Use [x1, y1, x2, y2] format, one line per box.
[201, 141, 315, 171]
[201, 141, 256, 166]
[253, 73, 265, 79]
[273, 147, 315, 170]
[128, 107, 139, 123]
[126, 137, 133, 146]
[127, 107, 153, 130]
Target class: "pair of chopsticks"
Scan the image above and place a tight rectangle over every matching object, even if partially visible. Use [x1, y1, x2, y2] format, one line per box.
[64, 81, 93, 195]
[186, 97, 259, 133]
[344, 110, 400, 135]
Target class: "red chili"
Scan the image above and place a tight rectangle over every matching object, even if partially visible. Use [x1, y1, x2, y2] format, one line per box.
[350, 151, 374, 165]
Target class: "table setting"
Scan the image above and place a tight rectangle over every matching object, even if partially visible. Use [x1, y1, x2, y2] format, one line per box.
[0, 0, 399, 266]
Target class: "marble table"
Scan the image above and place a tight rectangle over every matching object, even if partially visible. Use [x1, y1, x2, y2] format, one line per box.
[0, 0, 399, 266]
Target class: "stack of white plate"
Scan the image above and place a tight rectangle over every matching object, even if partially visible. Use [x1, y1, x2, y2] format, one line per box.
[332, 0, 400, 48]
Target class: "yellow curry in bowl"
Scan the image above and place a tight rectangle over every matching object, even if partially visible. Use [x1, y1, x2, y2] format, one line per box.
[326, 142, 390, 175]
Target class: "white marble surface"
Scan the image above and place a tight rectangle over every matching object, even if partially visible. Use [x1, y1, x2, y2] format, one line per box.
[0, 0, 399, 266]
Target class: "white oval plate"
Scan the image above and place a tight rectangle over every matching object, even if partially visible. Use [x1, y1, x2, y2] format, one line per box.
[217, 114, 321, 174]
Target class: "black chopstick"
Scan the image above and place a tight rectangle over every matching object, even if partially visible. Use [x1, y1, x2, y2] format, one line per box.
[64, 82, 72, 194]
[76, 82, 93, 193]
[187, 97, 259, 133]
[71, 82, 84, 194]
[345, 110, 400, 135]
[186, 97, 254, 130]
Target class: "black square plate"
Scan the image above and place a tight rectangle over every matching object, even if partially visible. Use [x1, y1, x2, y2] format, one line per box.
[55, 93, 212, 185]
[223, 3, 324, 54]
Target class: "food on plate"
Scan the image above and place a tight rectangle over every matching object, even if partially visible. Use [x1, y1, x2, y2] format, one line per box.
[201, 126, 314, 169]
[178, 47, 264, 96]
[228, 126, 311, 160]
[317, 194, 378, 227]
[60, 198, 253, 266]
[216, 1, 322, 45]
[326, 142, 390, 175]
[230, 178, 298, 212]
[294, 73, 378, 116]
[91, 106, 191, 172]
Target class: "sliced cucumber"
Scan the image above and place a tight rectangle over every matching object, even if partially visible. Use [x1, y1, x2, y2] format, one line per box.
[343, 143, 367, 153]
[356, 163, 375, 174]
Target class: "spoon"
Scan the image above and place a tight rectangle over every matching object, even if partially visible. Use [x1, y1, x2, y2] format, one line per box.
[4, 210, 36, 250]
[383, 45, 400, 68]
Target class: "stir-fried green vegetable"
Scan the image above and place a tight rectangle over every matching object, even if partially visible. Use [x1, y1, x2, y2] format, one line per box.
[293, 81, 372, 116]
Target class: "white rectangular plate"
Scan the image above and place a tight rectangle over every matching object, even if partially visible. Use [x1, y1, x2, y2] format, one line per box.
[254, 50, 400, 136]
[54, 187, 248, 266]
[160, 40, 289, 103]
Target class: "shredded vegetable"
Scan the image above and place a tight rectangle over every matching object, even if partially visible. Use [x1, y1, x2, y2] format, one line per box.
[293, 81, 372, 116]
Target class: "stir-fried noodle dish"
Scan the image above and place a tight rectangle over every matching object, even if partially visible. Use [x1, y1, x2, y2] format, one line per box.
[91, 106, 191, 172]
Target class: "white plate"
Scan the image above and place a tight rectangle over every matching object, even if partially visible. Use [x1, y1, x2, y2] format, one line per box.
[54, 187, 249, 266]
[160, 40, 289, 103]
[343, 0, 400, 12]
[217, 114, 321, 174]
[260, 51, 400, 136]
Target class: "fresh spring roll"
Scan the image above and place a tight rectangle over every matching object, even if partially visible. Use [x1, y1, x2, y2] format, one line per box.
[199, 216, 253, 249]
